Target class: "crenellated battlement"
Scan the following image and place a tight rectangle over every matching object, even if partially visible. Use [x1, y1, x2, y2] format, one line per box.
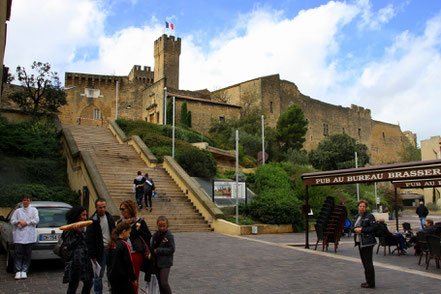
[154, 34, 181, 56]
[350, 104, 371, 117]
[128, 65, 154, 83]
[65, 72, 125, 87]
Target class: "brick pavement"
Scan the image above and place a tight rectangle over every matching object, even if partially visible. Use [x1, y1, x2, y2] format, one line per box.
[1, 232, 440, 293]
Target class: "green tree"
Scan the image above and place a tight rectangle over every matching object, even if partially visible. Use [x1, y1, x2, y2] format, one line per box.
[276, 104, 308, 151]
[9, 61, 67, 115]
[400, 141, 421, 162]
[308, 133, 370, 171]
[166, 98, 173, 125]
[179, 101, 192, 128]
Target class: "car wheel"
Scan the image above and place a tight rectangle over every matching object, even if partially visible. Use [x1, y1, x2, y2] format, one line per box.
[6, 248, 14, 273]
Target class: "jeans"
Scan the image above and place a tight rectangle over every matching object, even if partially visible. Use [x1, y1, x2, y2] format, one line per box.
[93, 248, 108, 294]
[136, 192, 143, 207]
[420, 217, 426, 230]
[144, 191, 152, 208]
[14, 243, 33, 273]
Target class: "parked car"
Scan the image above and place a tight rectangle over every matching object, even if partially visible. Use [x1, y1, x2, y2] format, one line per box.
[0, 201, 72, 272]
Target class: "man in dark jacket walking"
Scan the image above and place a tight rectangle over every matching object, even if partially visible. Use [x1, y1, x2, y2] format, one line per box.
[143, 172, 155, 212]
[353, 200, 377, 289]
[416, 201, 429, 230]
[86, 198, 116, 294]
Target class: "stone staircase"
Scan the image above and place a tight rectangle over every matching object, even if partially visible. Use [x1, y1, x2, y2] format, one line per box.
[63, 124, 212, 232]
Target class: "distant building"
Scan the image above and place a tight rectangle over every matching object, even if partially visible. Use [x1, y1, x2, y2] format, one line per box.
[421, 136, 441, 205]
[59, 34, 415, 165]
[0, 0, 12, 102]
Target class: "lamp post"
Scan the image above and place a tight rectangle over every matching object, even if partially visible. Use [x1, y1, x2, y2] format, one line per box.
[164, 87, 167, 125]
[115, 80, 119, 120]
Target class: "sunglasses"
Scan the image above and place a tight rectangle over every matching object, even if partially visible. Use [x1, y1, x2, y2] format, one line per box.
[119, 207, 126, 211]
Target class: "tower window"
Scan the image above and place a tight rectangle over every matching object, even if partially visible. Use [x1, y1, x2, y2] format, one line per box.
[382, 132, 385, 140]
[342, 128, 345, 134]
[358, 128, 361, 138]
[323, 123, 329, 136]
[270, 101, 273, 113]
[219, 116, 225, 123]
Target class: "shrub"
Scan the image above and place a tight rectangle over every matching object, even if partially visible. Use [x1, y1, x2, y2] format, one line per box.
[254, 163, 292, 194]
[0, 156, 67, 187]
[176, 148, 217, 178]
[0, 184, 80, 207]
[247, 189, 304, 227]
[0, 119, 60, 159]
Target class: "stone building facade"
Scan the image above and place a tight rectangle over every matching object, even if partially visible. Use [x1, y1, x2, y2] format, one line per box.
[421, 136, 441, 205]
[59, 34, 413, 165]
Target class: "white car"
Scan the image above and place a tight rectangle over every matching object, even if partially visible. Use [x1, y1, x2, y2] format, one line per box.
[0, 201, 72, 272]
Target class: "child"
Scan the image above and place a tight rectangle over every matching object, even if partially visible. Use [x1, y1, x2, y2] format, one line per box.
[107, 222, 137, 294]
[151, 216, 175, 294]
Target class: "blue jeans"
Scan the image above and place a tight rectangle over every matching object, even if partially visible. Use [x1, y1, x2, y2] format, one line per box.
[93, 248, 108, 294]
[14, 243, 33, 273]
[419, 217, 426, 230]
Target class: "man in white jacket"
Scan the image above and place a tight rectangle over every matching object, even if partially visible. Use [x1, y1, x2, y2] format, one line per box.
[10, 195, 39, 280]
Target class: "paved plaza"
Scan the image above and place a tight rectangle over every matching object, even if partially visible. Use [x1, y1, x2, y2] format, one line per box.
[1, 231, 440, 294]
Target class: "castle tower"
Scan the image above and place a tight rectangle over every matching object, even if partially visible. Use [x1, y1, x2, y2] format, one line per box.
[154, 34, 181, 89]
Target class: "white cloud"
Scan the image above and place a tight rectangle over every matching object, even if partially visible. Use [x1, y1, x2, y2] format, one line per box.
[5, 0, 106, 73]
[356, 0, 396, 30]
[331, 12, 441, 142]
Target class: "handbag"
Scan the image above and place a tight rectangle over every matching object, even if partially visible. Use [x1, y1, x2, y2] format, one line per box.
[53, 233, 73, 260]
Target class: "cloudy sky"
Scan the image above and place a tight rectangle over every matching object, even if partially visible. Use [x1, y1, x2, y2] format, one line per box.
[5, 0, 441, 144]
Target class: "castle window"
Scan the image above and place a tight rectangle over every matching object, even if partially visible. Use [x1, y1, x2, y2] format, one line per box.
[382, 132, 385, 140]
[358, 128, 361, 138]
[323, 123, 328, 136]
[93, 109, 101, 120]
[157, 112, 160, 123]
[342, 128, 345, 134]
[270, 101, 273, 113]
[219, 116, 225, 123]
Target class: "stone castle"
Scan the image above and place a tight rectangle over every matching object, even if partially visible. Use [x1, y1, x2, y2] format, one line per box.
[59, 34, 415, 165]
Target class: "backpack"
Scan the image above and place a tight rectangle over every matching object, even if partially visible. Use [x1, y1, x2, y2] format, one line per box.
[53, 233, 73, 260]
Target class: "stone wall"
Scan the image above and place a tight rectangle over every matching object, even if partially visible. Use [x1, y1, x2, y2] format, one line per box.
[60, 67, 151, 125]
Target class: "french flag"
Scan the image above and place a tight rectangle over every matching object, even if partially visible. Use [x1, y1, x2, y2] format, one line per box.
[165, 21, 174, 30]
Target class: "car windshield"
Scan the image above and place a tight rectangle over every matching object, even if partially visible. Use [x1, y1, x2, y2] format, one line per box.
[36, 207, 70, 228]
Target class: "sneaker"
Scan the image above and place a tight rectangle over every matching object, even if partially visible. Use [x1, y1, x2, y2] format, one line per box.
[149, 207, 152, 212]
[15, 272, 21, 280]
[138, 205, 142, 209]
[21, 272, 27, 279]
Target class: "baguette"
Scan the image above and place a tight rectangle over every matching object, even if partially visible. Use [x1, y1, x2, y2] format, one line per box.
[60, 220, 93, 231]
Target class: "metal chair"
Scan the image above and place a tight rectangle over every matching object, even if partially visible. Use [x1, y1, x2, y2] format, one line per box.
[425, 234, 441, 269]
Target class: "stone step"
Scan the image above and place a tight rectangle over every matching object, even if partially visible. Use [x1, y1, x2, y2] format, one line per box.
[63, 123, 211, 232]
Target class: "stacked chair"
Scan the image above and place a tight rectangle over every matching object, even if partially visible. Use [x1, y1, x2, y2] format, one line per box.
[322, 202, 348, 253]
[314, 196, 348, 252]
[314, 196, 334, 250]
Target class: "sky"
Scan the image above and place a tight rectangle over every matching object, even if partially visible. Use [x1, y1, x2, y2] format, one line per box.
[5, 0, 441, 144]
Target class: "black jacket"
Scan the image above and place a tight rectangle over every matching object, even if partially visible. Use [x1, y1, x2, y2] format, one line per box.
[108, 239, 137, 283]
[85, 211, 115, 260]
[151, 229, 175, 268]
[352, 212, 377, 248]
[416, 205, 429, 218]
[117, 218, 152, 253]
